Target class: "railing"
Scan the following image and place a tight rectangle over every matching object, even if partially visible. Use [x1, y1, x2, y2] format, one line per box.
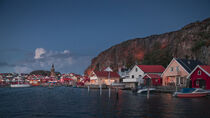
[123, 78, 138, 82]
[170, 71, 181, 76]
[154, 86, 182, 93]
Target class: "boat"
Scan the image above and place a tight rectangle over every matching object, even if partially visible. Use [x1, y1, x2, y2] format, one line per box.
[137, 86, 156, 94]
[11, 84, 30, 88]
[206, 90, 210, 95]
[173, 88, 208, 98]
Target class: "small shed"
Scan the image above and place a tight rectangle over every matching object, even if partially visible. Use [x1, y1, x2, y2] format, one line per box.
[143, 74, 162, 86]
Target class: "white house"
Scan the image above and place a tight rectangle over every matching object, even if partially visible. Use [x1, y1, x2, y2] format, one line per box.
[123, 65, 165, 88]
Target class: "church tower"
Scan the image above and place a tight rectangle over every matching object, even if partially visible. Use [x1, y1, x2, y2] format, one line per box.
[50, 64, 56, 77]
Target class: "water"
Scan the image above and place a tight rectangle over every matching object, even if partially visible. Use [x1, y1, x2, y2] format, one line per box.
[0, 87, 210, 118]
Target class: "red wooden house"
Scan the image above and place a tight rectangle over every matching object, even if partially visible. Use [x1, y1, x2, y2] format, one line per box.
[143, 74, 162, 86]
[187, 65, 210, 89]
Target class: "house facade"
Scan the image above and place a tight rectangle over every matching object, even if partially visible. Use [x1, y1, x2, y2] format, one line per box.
[162, 58, 203, 87]
[187, 65, 210, 89]
[89, 71, 120, 85]
[143, 74, 162, 86]
[123, 65, 165, 88]
[123, 65, 144, 88]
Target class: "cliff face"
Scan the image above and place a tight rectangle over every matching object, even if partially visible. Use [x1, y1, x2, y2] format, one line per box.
[85, 18, 210, 75]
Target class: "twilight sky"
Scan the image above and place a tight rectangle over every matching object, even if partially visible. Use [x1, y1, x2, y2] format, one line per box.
[0, 0, 210, 74]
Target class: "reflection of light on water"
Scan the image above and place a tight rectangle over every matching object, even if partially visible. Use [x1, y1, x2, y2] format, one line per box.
[1, 88, 210, 118]
[115, 89, 123, 117]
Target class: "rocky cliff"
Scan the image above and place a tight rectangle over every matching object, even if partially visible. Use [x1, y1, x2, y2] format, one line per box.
[85, 18, 210, 75]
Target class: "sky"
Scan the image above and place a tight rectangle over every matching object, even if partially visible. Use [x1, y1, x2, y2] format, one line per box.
[0, 0, 210, 74]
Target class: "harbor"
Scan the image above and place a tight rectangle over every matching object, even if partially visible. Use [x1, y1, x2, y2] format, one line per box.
[0, 0, 210, 118]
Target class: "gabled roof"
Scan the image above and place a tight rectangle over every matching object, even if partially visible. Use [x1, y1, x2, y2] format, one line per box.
[143, 74, 161, 79]
[94, 71, 120, 78]
[200, 65, 210, 74]
[103, 67, 113, 72]
[176, 58, 203, 73]
[187, 65, 210, 78]
[137, 65, 165, 73]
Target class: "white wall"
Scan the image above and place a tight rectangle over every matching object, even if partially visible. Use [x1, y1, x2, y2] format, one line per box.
[127, 65, 145, 83]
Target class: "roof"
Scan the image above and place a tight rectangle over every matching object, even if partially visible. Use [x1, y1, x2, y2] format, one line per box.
[103, 67, 113, 72]
[187, 65, 210, 78]
[200, 65, 210, 74]
[175, 58, 203, 73]
[137, 65, 165, 73]
[143, 74, 161, 79]
[94, 71, 120, 78]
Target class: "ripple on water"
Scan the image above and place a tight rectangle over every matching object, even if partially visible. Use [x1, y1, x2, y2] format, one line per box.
[0, 87, 210, 118]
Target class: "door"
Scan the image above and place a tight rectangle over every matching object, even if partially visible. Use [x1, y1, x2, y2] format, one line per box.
[189, 80, 192, 88]
[195, 79, 206, 89]
[199, 79, 206, 89]
[176, 77, 180, 85]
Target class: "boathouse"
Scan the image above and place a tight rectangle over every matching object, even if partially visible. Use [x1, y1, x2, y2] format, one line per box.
[187, 65, 210, 89]
[89, 71, 120, 85]
[143, 74, 162, 86]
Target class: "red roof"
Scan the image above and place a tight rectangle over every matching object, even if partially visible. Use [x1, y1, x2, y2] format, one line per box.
[137, 65, 165, 73]
[143, 74, 161, 79]
[94, 71, 120, 78]
[200, 65, 210, 74]
[63, 78, 73, 81]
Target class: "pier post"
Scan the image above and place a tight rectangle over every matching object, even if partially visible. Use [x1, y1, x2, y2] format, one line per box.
[88, 85, 90, 93]
[147, 78, 150, 99]
[100, 84, 102, 95]
[109, 87, 111, 98]
[108, 71, 111, 98]
[116, 87, 119, 100]
[147, 86, 150, 99]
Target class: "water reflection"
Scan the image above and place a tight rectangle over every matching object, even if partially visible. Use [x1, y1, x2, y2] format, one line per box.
[0, 87, 210, 118]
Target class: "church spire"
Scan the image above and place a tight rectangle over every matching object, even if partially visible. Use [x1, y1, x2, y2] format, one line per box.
[50, 64, 56, 77]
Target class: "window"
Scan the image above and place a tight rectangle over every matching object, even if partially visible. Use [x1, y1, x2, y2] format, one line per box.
[176, 66, 179, 72]
[196, 80, 199, 86]
[198, 70, 201, 75]
[170, 67, 173, 72]
[176, 77, 180, 85]
[132, 75, 134, 78]
[136, 68, 138, 72]
[180, 77, 184, 84]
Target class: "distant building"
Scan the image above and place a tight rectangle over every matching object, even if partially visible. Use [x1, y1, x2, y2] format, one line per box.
[50, 64, 56, 77]
[118, 66, 130, 81]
